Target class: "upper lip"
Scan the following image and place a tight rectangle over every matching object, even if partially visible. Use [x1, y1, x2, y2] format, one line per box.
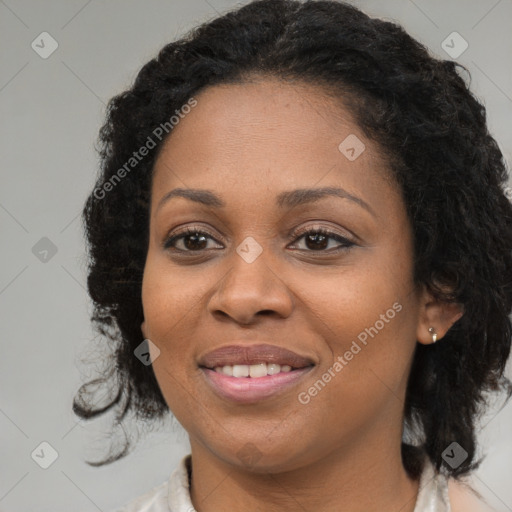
[198, 344, 316, 369]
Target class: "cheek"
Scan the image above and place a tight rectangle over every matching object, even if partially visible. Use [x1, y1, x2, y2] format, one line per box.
[302, 248, 414, 353]
[296, 298, 416, 445]
[141, 257, 201, 384]
[299, 246, 418, 417]
[141, 261, 205, 422]
[141, 253, 206, 341]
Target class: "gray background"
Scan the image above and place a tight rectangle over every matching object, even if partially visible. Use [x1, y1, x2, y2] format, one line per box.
[1, 0, 511, 511]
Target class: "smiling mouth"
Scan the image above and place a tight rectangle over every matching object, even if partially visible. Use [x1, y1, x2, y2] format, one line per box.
[198, 343, 316, 401]
[200, 364, 315, 403]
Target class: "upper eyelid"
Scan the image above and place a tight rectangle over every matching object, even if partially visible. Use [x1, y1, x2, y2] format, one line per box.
[165, 217, 357, 239]
[166, 224, 351, 239]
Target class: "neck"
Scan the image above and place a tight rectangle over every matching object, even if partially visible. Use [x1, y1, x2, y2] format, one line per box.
[188, 430, 420, 512]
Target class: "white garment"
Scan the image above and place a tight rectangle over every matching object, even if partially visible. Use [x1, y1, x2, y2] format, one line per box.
[108, 454, 450, 512]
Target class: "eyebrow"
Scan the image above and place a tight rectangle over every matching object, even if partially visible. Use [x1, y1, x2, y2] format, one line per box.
[156, 186, 376, 217]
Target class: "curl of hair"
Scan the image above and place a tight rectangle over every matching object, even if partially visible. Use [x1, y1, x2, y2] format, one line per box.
[74, 0, 512, 479]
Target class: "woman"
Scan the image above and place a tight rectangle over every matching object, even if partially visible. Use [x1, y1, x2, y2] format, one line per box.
[74, 0, 512, 510]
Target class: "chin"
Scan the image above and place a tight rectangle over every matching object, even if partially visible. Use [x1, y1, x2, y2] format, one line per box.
[207, 437, 314, 475]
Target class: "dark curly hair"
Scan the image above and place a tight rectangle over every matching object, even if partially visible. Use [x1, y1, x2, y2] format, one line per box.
[74, 0, 512, 480]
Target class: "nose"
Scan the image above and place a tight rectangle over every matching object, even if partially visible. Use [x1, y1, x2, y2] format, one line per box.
[207, 245, 294, 325]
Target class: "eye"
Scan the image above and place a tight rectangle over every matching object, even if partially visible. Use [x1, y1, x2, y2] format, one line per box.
[163, 225, 355, 254]
[163, 226, 222, 252]
[289, 226, 355, 253]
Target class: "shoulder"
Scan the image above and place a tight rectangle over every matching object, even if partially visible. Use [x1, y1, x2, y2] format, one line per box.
[105, 480, 169, 512]
[448, 477, 496, 512]
[106, 454, 193, 512]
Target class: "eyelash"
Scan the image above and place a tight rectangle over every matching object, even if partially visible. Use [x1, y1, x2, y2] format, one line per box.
[163, 225, 355, 254]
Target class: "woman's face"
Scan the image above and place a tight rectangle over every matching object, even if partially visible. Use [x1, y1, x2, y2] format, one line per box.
[141, 78, 425, 472]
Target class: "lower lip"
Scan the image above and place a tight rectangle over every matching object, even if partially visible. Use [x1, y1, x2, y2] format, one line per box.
[200, 367, 314, 403]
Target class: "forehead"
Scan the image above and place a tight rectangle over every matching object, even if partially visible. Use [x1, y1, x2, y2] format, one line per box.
[151, 78, 394, 208]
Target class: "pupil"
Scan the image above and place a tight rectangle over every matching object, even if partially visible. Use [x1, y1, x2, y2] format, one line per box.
[185, 233, 207, 250]
[306, 233, 327, 250]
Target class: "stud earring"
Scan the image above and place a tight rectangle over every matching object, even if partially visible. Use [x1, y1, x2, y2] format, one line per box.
[428, 327, 437, 343]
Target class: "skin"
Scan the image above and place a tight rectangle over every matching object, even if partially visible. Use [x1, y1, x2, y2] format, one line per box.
[140, 77, 464, 512]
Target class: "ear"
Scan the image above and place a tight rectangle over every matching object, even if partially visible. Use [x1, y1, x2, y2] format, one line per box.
[416, 285, 464, 345]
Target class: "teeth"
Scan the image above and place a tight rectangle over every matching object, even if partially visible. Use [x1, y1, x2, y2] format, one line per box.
[212, 362, 296, 377]
[232, 364, 249, 377]
[222, 365, 233, 376]
[249, 363, 267, 378]
[267, 363, 281, 375]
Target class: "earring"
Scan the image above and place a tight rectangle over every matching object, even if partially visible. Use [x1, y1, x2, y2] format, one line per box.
[428, 327, 437, 343]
